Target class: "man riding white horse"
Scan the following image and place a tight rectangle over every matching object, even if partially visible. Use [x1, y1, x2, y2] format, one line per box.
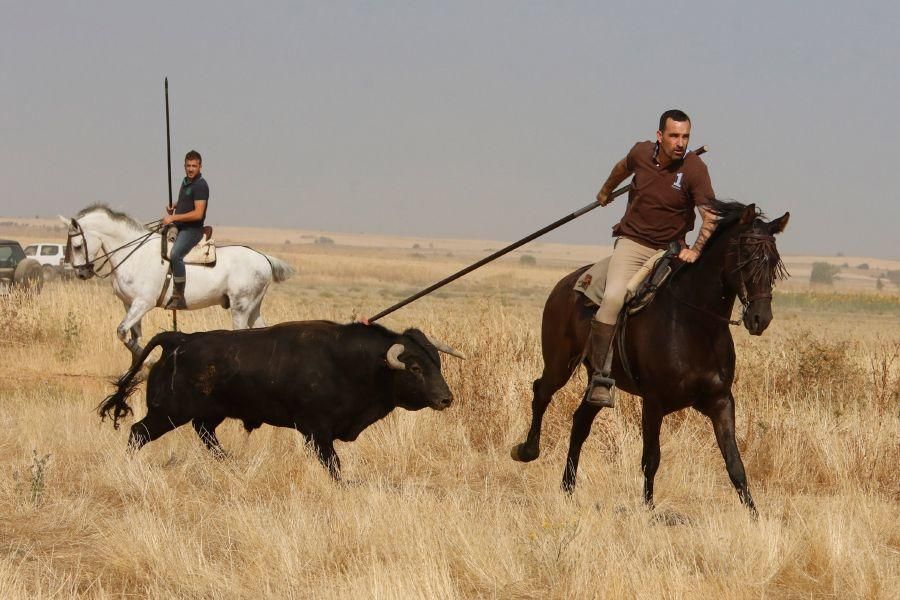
[63, 204, 293, 358]
[161, 149, 208, 310]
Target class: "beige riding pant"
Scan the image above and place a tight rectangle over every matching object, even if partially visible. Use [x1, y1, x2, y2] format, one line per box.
[594, 237, 660, 325]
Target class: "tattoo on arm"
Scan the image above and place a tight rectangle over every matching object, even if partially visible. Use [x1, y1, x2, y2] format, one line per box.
[691, 205, 717, 254]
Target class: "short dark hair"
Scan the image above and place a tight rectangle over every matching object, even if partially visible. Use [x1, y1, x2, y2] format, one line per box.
[184, 150, 202, 163]
[658, 110, 690, 132]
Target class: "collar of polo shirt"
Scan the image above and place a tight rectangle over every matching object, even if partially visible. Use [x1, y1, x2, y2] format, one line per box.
[653, 141, 685, 168]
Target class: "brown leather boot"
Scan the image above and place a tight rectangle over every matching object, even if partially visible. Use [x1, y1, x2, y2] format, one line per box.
[585, 320, 617, 407]
[165, 279, 187, 310]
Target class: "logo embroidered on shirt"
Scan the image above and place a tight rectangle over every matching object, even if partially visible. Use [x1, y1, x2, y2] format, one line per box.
[672, 172, 684, 190]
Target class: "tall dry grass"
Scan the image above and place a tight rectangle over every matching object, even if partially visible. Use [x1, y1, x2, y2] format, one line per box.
[1, 245, 898, 599]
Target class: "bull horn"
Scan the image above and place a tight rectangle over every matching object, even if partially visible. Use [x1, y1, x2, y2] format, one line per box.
[426, 336, 466, 360]
[386, 343, 406, 370]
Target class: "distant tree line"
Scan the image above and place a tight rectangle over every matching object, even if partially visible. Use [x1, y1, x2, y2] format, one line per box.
[811, 262, 900, 288]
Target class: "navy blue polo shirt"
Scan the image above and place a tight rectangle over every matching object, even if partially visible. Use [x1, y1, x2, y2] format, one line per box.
[175, 175, 209, 229]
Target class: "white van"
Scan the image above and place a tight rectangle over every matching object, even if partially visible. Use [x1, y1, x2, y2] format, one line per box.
[23, 242, 72, 279]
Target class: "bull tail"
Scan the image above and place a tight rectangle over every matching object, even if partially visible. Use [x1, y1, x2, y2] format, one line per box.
[97, 331, 189, 429]
[264, 254, 295, 283]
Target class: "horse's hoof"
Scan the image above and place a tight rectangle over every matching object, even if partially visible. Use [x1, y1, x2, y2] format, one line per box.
[510, 444, 539, 463]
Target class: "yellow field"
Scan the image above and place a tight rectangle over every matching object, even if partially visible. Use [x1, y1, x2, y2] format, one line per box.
[1, 225, 898, 598]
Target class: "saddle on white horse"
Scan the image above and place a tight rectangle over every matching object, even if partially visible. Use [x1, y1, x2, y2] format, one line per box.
[161, 226, 217, 266]
[573, 244, 678, 315]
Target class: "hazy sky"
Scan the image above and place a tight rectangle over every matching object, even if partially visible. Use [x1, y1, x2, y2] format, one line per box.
[2, 1, 898, 257]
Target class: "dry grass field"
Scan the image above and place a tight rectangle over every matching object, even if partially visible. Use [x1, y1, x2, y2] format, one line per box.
[1, 220, 898, 598]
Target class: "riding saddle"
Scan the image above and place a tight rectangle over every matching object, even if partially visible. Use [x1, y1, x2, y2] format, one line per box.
[161, 226, 216, 266]
[573, 242, 679, 315]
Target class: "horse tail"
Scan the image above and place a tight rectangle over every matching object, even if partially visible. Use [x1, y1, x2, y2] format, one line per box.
[264, 255, 295, 283]
[97, 331, 189, 429]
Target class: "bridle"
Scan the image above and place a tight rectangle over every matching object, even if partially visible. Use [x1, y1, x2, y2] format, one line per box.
[666, 229, 786, 326]
[731, 230, 787, 320]
[66, 218, 161, 279]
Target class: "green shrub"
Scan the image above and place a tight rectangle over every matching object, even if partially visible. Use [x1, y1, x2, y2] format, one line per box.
[810, 262, 840, 285]
[519, 254, 537, 266]
[886, 270, 900, 286]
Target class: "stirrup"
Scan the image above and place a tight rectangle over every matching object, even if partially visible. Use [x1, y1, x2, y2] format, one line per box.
[584, 374, 616, 407]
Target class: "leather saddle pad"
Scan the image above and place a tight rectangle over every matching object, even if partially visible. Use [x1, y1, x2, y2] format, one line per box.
[162, 227, 217, 266]
[573, 249, 669, 315]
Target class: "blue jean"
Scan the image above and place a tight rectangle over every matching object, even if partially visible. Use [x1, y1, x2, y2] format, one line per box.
[170, 227, 204, 280]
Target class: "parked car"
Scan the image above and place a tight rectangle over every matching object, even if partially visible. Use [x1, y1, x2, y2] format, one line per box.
[0, 239, 43, 294]
[23, 242, 72, 280]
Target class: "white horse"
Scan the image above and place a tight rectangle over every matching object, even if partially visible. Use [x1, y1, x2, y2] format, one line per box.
[62, 204, 294, 357]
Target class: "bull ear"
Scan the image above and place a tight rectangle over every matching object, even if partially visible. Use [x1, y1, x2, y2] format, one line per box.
[739, 203, 757, 226]
[386, 344, 406, 370]
[767, 212, 790, 235]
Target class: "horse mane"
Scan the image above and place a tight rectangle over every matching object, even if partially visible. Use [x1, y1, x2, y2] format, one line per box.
[76, 204, 145, 232]
[700, 198, 788, 281]
[704, 199, 762, 244]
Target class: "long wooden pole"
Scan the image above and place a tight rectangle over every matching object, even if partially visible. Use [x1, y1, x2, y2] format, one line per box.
[368, 145, 708, 323]
[165, 77, 177, 331]
[165, 78, 173, 212]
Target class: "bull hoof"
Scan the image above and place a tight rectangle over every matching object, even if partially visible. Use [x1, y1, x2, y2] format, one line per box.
[510, 443, 539, 463]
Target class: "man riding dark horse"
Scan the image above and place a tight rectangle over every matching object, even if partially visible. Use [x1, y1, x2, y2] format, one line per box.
[586, 109, 718, 407]
[162, 149, 209, 310]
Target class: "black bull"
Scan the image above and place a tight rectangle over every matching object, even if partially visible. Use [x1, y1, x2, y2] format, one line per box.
[98, 321, 461, 479]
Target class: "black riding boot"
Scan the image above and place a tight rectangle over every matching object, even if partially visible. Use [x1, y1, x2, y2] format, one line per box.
[165, 279, 187, 310]
[585, 320, 617, 407]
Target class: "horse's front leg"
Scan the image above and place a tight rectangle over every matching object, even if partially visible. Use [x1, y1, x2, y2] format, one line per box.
[561, 397, 604, 494]
[117, 300, 152, 358]
[640, 402, 664, 509]
[129, 320, 143, 350]
[512, 359, 578, 463]
[702, 393, 758, 518]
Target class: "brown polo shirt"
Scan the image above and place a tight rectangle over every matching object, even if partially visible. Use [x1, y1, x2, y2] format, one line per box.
[611, 140, 714, 249]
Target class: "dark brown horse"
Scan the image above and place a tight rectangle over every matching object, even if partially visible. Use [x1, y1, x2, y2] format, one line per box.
[511, 200, 789, 516]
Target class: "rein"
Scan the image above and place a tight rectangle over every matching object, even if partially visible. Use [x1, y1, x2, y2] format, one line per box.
[67, 219, 163, 279]
[665, 264, 744, 327]
[666, 230, 780, 326]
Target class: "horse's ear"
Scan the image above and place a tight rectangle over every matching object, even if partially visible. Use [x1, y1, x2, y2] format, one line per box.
[739, 203, 757, 226]
[58, 215, 71, 227]
[767, 212, 790, 235]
